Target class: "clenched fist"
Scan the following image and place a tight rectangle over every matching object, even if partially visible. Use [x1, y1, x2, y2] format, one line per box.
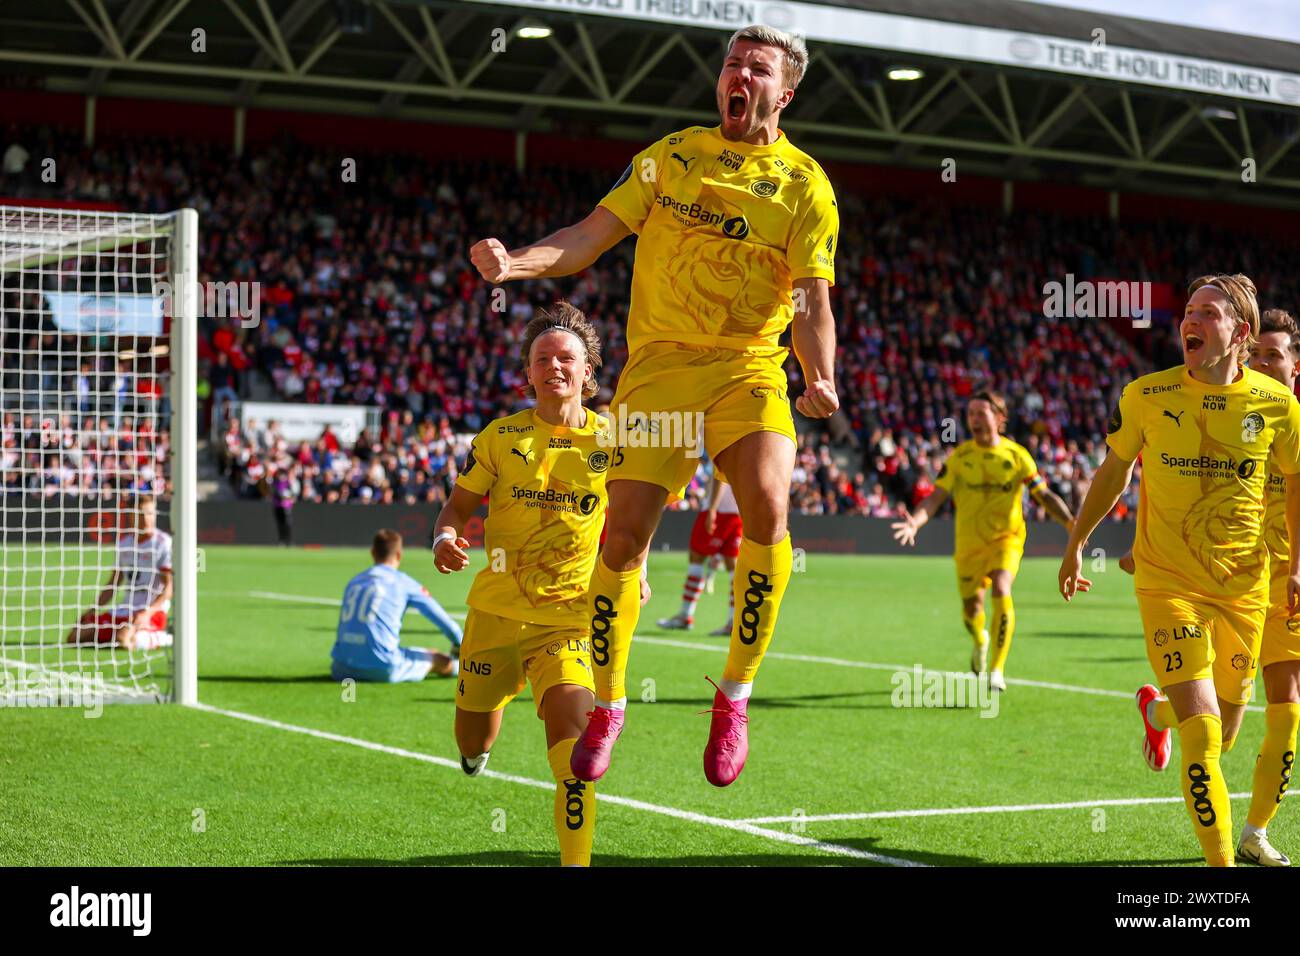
[469, 238, 511, 283]
[795, 379, 839, 418]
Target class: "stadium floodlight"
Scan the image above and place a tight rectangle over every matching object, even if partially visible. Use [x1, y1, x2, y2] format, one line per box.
[887, 67, 925, 81]
[0, 205, 197, 709]
[516, 25, 553, 39]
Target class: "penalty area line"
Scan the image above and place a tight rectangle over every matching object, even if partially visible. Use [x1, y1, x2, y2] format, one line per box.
[635, 637, 1267, 713]
[227, 589, 1263, 712]
[740, 792, 1255, 825]
[189, 701, 920, 867]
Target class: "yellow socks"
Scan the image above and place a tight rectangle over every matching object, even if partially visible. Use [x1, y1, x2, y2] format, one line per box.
[721, 535, 792, 686]
[962, 607, 987, 646]
[1247, 702, 1300, 830]
[587, 556, 643, 704]
[547, 738, 595, 867]
[989, 595, 1015, 673]
[1178, 714, 1234, 867]
[1152, 697, 1178, 730]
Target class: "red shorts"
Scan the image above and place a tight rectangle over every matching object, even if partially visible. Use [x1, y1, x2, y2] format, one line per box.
[689, 512, 743, 558]
[81, 610, 167, 644]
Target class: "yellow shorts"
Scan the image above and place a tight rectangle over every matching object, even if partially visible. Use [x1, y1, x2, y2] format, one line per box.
[1261, 578, 1300, 669]
[954, 540, 1023, 599]
[1135, 590, 1263, 705]
[456, 608, 595, 717]
[607, 341, 795, 502]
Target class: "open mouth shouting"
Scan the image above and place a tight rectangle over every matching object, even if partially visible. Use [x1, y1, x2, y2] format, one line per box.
[1183, 333, 1204, 357]
[725, 86, 749, 123]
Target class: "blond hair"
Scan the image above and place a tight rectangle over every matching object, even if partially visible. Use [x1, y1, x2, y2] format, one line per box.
[520, 302, 602, 399]
[727, 24, 809, 89]
[1187, 273, 1260, 361]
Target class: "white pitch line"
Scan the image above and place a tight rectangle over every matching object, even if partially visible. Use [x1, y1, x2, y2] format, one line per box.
[228, 589, 1263, 711]
[740, 792, 1256, 824]
[189, 701, 918, 866]
[248, 590, 345, 608]
[0, 655, 142, 697]
[636, 636, 1270, 711]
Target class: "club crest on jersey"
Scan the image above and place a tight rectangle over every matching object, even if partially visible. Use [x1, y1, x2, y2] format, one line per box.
[588, 450, 610, 472]
[750, 179, 777, 198]
[1243, 412, 1265, 441]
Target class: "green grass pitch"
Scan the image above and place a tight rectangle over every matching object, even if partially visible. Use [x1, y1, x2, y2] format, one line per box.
[2, 544, 1291, 867]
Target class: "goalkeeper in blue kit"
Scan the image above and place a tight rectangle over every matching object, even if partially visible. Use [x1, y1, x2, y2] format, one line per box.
[331, 529, 462, 682]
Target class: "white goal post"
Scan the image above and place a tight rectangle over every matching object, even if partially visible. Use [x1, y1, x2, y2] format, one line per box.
[0, 204, 197, 708]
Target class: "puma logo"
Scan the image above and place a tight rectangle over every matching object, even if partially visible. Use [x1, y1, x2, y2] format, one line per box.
[671, 152, 695, 172]
[510, 447, 532, 464]
[1163, 410, 1184, 426]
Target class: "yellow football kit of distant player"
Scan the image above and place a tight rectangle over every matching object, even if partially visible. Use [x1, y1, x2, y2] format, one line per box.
[1107, 365, 1300, 704]
[454, 407, 610, 713]
[597, 124, 838, 500]
[934, 437, 1043, 599]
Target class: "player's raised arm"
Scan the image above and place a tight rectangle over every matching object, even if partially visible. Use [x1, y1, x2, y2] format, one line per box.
[469, 206, 630, 282]
[1058, 449, 1135, 601]
[892, 485, 948, 547]
[431, 484, 481, 574]
[791, 276, 839, 419]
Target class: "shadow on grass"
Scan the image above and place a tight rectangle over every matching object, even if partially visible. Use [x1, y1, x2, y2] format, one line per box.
[645, 690, 895, 710]
[1032, 631, 1135, 640]
[280, 839, 965, 867]
[203, 674, 339, 684]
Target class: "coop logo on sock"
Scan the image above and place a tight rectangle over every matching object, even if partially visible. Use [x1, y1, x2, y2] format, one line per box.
[1278, 751, 1294, 804]
[564, 779, 587, 830]
[50, 886, 151, 936]
[737, 570, 773, 646]
[590, 595, 617, 666]
[1187, 763, 1217, 826]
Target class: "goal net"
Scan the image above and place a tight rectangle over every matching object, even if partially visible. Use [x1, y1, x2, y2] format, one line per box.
[0, 204, 197, 709]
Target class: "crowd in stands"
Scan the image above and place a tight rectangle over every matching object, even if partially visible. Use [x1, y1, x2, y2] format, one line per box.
[0, 283, 170, 499]
[8, 119, 1300, 518]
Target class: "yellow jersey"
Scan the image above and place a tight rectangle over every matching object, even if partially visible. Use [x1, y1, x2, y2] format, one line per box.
[598, 125, 838, 353]
[456, 408, 610, 626]
[933, 437, 1043, 555]
[1107, 365, 1300, 604]
[1264, 461, 1291, 600]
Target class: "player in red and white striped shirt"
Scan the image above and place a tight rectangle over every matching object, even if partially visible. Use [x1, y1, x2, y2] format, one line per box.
[658, 478, 742, 635]
[67, 495, 173, 652]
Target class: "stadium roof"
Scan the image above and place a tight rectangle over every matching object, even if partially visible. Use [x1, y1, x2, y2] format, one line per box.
[839, 0, 1300, 75]
[3, 0, 1300, 207]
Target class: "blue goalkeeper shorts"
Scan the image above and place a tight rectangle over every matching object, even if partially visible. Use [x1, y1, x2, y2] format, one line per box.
[331, 647, 435, 683]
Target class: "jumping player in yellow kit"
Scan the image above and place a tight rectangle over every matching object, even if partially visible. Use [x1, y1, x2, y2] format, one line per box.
[892, 391, 1075, 691]
[432, 303, 619, 867]
[469, 24, 840, 787]
[1060, 275, 1300, 867]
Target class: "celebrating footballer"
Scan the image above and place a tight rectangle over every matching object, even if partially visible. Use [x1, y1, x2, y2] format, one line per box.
[470, 23, 839, 788]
